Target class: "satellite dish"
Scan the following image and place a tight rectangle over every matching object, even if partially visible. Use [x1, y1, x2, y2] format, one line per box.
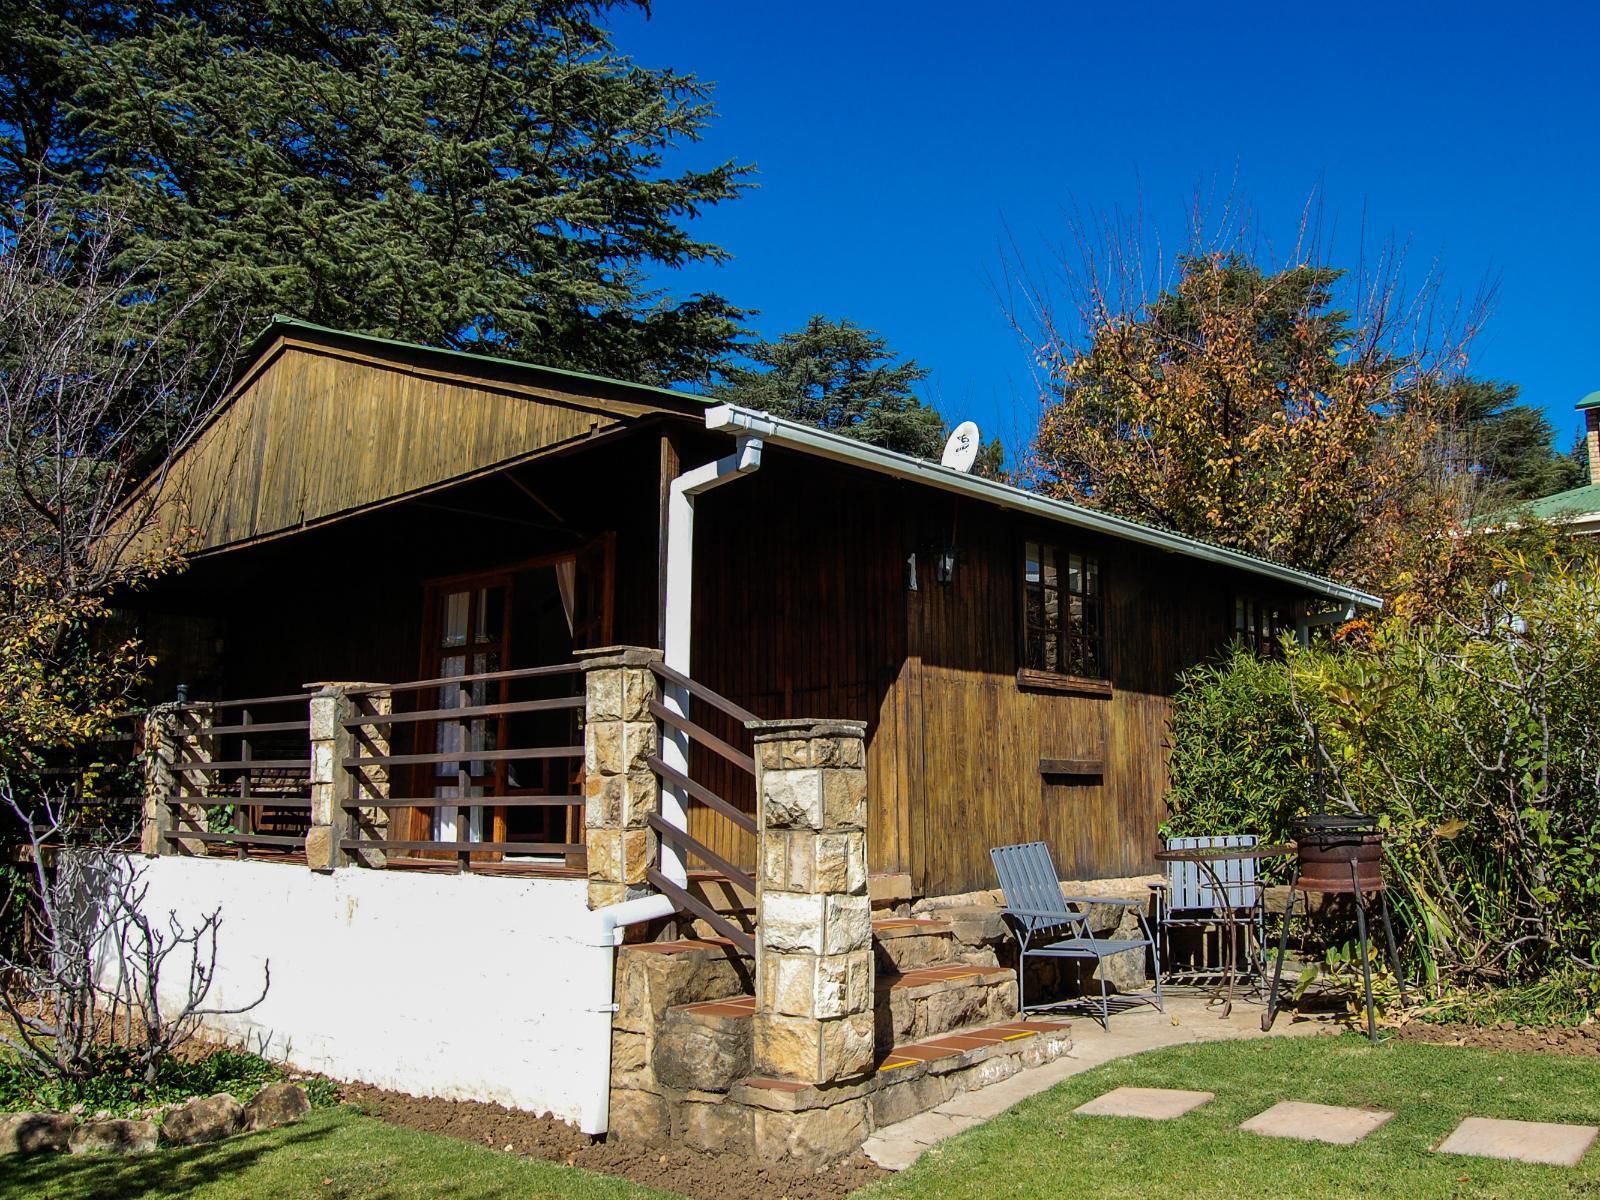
[940, 421, 981, 472]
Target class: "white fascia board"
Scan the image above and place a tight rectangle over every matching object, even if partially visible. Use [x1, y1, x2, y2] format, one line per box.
[703, 403, 1383, 611]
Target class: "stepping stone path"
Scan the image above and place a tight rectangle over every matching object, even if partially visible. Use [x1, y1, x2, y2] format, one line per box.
[1436, 1117, 1598, 1167]
[1239, 1101, 1394, 1145]
[1074, 1087, 1214, 1120]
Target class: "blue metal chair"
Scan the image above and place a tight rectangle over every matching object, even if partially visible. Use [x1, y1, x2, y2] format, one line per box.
[991, 841, 1163, 1028]
[1150, 834, 1266, 985]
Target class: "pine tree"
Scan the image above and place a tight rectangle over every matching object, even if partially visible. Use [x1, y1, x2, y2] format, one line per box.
[1437, 379, 1588, 505]
[717, 315, 947, 459]
[1, 1, 750, 385]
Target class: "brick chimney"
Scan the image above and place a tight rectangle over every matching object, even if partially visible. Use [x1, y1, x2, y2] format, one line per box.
[1588, 404, 1600, 487]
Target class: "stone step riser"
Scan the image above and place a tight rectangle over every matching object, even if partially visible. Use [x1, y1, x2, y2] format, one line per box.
[876, 969, 1018, 1047]
[874, 931, 957, 973]
[650, 1002, 754, 1095]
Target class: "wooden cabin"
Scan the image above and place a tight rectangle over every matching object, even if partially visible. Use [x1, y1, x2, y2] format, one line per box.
[122, 318, 1378, 900]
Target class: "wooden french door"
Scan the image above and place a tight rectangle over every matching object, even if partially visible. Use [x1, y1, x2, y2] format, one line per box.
[407, 535, 614, 862]
[416, 572, 514, 855]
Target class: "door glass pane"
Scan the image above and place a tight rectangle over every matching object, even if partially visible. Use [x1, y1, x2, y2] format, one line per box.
[477, 587, 505, 644]
[441, 591, 470, 648]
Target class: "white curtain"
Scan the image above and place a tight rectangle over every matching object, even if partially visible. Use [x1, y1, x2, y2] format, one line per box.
[554, 558, 577, 636]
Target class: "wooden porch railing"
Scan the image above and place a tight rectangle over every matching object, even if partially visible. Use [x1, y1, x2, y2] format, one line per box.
[338, 664, 586, 873]
[162, 692, 315, 857]
[138, 655, 772, 941]
[26, 724, 144, 847]
[646, 660, 759, 955]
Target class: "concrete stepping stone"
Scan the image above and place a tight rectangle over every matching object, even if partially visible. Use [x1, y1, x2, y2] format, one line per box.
[1436, 1117, 1598, 1167]
[1240, 1100, 1394, 1145]
[1074, 1087, 1214, 1120]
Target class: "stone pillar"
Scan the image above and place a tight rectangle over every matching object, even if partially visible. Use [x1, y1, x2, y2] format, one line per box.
[577, 647, 662, 912]
[750, 719, 873, 1086]
[304, 684, 389, 872]
[148, 704, 211, 856]
[140, 705, 177, 856]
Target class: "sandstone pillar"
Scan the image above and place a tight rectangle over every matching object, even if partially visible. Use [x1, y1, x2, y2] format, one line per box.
[577, 647, 662, 912]
[304, 684, 390, 872]
[750, 719, 873, 1086]
[140, 705, 177, 856]
[143, 703, 210, 856]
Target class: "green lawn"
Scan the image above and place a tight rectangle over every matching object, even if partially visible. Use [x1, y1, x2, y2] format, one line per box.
[863, 1035, 1600, 1200]
[1, 1108, 679, 1200]
[8, 1038, 1598, 1200]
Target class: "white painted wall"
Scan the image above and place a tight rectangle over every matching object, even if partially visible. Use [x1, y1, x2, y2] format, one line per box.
[95, 856, 607, 1124]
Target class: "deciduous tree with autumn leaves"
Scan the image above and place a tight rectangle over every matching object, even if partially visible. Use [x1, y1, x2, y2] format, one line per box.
[1015, 213, 1575, 613]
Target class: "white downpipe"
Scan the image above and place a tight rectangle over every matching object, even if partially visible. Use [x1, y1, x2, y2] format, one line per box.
[576, 892, 677, 1135]
[578, 433, 763, 1138]
[659, 435, 764, 887]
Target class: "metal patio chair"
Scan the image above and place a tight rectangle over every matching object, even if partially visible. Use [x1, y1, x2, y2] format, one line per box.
[991, 841, 1163, 1029]
[1150, 834, 1266, 986]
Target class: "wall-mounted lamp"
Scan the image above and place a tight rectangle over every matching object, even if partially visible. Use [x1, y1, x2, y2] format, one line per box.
[935, 545, 958, 585]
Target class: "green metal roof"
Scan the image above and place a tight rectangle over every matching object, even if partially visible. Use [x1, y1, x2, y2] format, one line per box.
[253, 315, 710, 407]
[1577, 390, 1600, 411]
[1519, 483, 1600, 522]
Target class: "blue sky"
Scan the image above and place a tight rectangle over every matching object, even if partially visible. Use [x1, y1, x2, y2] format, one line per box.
[610, 1, 1599, 465]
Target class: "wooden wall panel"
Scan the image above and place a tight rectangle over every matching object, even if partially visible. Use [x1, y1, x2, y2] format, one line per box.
[681, 450, 1305, 898]
[685, 458, 909, 877]
[138, 343, 621, 555]
[904, 501, 1253, 896]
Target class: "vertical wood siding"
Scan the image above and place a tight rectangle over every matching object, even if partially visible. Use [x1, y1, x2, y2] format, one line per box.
[689, 456, 1294, 897]
[139, 344, 621, 554]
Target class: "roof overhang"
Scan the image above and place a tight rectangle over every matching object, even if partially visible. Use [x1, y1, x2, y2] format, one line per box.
[704, 403, 1383, 611]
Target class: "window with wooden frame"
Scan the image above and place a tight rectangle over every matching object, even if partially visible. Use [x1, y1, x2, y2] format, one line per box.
[1234, 595, 1287, 656]
[1021, 539, 1105, 682]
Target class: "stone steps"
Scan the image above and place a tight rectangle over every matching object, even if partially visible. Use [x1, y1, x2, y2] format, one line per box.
[872, 917, 957, 972]
[875, 961, 1017, 1047]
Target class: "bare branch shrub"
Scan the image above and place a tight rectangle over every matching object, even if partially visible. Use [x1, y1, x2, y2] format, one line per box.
[1, 785, 268, 1089]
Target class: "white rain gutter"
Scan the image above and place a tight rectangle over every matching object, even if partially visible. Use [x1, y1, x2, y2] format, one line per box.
[659, 434, 765, 886]
[576, 434, 763, 1138]
[702, 404, 1382, 611]
[576, 891, 676, 1135]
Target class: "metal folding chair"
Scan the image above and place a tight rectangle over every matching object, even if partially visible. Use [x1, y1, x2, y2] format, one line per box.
[1150, 834, 1266, 986]
[991, 841, 1163, 1028]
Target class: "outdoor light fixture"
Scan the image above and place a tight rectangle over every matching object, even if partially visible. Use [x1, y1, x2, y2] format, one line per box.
[935, 545, 958, 584]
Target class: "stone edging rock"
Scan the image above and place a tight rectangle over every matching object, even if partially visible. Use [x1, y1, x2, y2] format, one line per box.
[0, 1081, 311, 1158]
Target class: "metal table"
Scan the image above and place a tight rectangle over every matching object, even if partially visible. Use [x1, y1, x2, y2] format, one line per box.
[1153, 842, 1293, 1017]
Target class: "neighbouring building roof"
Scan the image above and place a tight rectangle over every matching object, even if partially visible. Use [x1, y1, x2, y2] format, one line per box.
[1578, 390, 1600, 411]
[1475, 484, 1600, 538]
[1518, 482, 1600, 523]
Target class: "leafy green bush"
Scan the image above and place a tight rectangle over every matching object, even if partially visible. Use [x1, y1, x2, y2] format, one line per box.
[1165, 645, 1311, 844]
[0, 1045, 335, 1115]
[1165, 557, 1600, 997]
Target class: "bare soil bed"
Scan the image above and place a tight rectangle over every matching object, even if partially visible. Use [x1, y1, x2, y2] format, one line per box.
[339, 1083, 888, 1200]
[1393, 1020, 1600, 1056]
